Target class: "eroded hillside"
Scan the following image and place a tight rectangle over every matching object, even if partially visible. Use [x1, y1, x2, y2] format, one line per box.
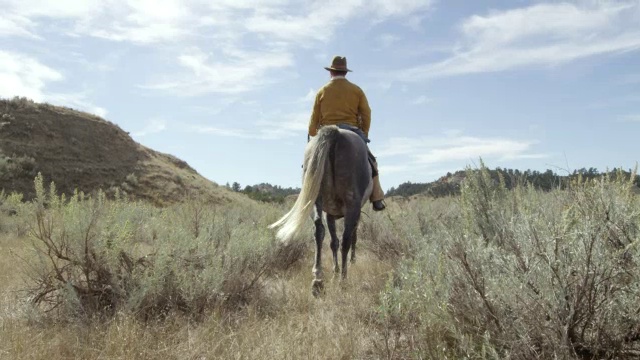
[0, 98, 243, 205]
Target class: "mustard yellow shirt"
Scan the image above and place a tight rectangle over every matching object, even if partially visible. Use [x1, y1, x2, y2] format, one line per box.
[308, 77, 371, 137]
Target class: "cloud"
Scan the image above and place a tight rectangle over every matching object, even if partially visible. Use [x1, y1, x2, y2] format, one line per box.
[397, 2, 640, 81]
[2, 0, 195, 44]
[411, 95, 432, 105]
[244, 0, 434, 45]
[191, 125, 254, 139]
[255, 111, 309, 139]
[378, 33, 401, 48]
[376, 132, 548, 173]
[45, 92, 108, 118]
[133, 118, 167, 137]
[0, 14, 38, 38]
[619, 114, 640, 122]
[0, 50, 63, 101]
[3, 0, 435, 97]
[2, 0, 105, 19]
[3, 0, 434, 46]
[143, 47, 295, 96]
[0, 51, 107, 117]
[301, 89, 316, 103]
[191, 111, 308, 140]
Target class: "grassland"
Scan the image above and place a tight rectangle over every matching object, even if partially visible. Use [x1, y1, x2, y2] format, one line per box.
[1, 167, 640, 359]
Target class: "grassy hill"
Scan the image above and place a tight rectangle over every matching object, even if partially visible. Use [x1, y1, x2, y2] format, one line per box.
[0, 97, 244, 205]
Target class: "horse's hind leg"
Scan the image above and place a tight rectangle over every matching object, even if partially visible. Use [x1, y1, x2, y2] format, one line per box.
[327, 215, 340, 274]
[350, 223, 358, 264]
[312, 200, 325, 297]
[341, 209, 361, 280]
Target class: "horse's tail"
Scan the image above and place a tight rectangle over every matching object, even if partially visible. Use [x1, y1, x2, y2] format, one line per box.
[269, 126, 340, 243]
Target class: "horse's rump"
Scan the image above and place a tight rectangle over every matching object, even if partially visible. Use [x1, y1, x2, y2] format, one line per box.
[269, 125, 372, 242]
[321, 128, 372, 215]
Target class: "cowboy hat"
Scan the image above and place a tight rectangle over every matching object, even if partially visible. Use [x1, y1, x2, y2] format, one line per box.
[324, 56, 353, 72]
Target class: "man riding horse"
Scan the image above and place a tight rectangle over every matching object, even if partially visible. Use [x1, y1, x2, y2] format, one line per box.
[308, 56, 386, 211]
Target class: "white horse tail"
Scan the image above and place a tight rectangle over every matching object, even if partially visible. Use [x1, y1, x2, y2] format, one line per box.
[269, 126, 340, 243]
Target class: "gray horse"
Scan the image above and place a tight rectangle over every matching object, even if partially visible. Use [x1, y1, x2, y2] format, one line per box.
[269, 125, 373, 296]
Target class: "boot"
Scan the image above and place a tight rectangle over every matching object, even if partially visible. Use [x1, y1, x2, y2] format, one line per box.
[368, 152, 385, 211]
[372, 199, 386, 211]
[370, 175, 385, 211]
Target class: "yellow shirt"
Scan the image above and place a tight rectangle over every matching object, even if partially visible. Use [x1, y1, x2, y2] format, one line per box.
[308, 77, 371, 137]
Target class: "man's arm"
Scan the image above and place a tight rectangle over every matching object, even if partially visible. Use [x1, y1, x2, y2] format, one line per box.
[308, 91, 322, 136]
[358, 89, 371, 137]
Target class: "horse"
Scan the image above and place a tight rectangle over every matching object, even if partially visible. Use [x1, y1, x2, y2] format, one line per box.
[269, 125, 373, 296]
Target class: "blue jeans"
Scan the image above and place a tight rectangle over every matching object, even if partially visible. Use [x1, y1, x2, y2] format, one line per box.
[336, 124, 370, 143]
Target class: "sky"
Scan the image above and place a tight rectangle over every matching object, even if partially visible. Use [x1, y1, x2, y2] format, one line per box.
[1, 0, 639, 191]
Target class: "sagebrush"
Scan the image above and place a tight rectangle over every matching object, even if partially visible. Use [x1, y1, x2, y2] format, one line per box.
[2, 165, 640, 359]
[376, 165, 640, 359]
[24, 174, 307, 320]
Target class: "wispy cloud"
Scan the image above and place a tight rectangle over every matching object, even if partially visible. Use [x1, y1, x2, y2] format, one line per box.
[191, 111, 308, 140]
[0, 50, 107, 116]
[0, 14, 38, 38]
[255, 111, 309, 139]
[619, 114, 640, 123]
[4, 0, 196, 44]
[300, 89, 316, 103]
[377, 132, 548, 173]
[3, 0, 434, 97]
[378, 33, 401, 48]
[191, 125, 254, 139]
[245, 0, 434, 44]
[133, 118, 167, 137]
[0, 50, 63, 101]
[397, 2, 640, 81]
[3, 0, 105, 19]
[45, 92, 108, 118]
[142, 47, 294, 96]
[411, 95, 432, 105]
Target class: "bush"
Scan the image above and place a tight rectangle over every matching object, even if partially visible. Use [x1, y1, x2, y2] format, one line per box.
[25, 174, 303, 320]
[376, 165, 640, 359]
[0, 191, 30, 236]
[0, 152, 37, 181]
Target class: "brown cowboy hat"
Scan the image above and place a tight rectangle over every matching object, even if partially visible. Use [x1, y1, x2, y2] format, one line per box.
[324, 55, 353, 72]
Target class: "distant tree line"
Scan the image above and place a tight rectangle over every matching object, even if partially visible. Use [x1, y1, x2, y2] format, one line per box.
[227, 182, 300, 203]
[386, 167, 640, 198]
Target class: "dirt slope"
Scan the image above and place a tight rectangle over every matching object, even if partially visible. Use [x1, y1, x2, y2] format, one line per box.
[0, 98, 242, 205]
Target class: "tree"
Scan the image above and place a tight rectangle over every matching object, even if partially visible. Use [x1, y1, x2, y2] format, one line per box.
[231, 182, 241, 192]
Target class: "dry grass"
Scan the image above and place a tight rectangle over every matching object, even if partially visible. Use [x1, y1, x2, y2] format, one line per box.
[4, 165, 639, 359]
[0, 244, 392, 359]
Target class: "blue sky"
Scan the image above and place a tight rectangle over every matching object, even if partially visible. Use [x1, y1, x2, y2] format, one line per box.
[1, 0, 639, 190]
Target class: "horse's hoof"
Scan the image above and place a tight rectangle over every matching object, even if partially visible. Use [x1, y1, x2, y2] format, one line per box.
[350, 257, 356, 265]
[311, 279, 324, 297]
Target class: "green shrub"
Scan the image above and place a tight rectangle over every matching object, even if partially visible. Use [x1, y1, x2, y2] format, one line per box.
[376, 165, 640, 359]
[0, 191, 29, 236]
[0, 152, 37, 181]
[24, 174, 303, 320]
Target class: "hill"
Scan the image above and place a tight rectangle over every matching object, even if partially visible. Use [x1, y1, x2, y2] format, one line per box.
[0, 97, 244, 205]
[386, 167, 640, 198]
[230, 182, 300, 203]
